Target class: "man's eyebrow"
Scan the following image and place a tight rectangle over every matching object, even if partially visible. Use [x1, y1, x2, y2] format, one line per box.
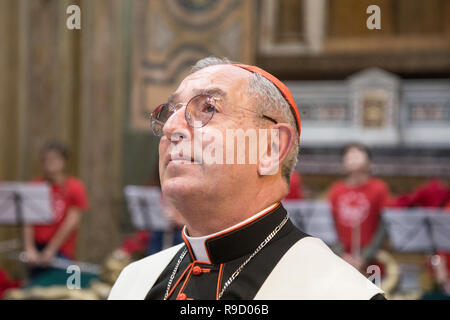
[196, 87, 227, 99]
[167, 87, 227, 104]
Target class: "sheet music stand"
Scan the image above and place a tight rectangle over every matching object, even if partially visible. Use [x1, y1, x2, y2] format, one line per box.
[0, 182, 53, 226]
[124, 185, 170, 231]
[0, 182, 53, 276]
[427, 210, 450, 252]
[382, 208, 450, 295]
[382, 209, 435, 253]
[282, 200, 338, 245]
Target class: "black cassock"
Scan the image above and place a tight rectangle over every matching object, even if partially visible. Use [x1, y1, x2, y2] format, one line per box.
[109, 203, 385, 300]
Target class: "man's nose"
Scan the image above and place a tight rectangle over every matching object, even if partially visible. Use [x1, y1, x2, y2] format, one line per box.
[162, 105, 191, 140]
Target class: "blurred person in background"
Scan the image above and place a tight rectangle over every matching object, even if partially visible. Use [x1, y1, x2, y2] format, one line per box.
[394, 178, 450, 298]
[431, 249, 450, 298]
[393, 178, 450, 208]
[23, 142, 88, 280]
[329, 143, 391, 273]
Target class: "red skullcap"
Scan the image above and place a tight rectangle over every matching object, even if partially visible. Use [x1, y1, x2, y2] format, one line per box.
[232, 64, 301, 138]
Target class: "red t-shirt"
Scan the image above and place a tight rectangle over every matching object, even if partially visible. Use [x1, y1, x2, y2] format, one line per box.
[329, 178, 390, 254]
[394, 180, 450, 275]
[393, 179, 450, 208]
[32, 177, 88, 259]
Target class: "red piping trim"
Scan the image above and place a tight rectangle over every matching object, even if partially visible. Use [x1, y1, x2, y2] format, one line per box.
[177, 265, 195, 297]
[193, 260, 212, 265]
[216, 264, 224, 300]
[181, 226, 196, 261]
[166, 262, 192, 300]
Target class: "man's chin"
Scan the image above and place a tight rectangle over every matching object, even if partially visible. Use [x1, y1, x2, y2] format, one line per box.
[161, 176, 200, 199]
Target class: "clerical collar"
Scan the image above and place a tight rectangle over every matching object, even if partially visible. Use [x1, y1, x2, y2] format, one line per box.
[182, 202, 286, 264]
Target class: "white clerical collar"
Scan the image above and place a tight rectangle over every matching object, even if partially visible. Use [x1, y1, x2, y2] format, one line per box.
[183, 203, 279, 263]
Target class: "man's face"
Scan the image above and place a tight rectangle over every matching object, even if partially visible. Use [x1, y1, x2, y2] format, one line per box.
[43, 150, 66, 176]
[158, 65, 260, 202]
[343, 147, 370, 174]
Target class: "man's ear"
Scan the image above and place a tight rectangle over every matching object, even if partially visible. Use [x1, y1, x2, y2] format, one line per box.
[257, 124, 295, 176]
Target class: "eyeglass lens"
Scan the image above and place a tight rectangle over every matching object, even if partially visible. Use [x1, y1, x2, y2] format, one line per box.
[150, 94, 216, 136]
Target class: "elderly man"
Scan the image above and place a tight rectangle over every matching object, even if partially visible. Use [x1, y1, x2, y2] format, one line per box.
[108, 57, 384, 300]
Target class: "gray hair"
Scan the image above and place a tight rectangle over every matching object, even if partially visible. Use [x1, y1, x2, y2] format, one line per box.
[190, 57, 299, 185]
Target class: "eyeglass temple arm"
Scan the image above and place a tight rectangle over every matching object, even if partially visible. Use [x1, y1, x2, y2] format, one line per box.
[262, 115, 278, 124]
[233, 104, 278, 124]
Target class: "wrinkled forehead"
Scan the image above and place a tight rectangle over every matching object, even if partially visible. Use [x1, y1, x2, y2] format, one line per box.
[170, 64, 252, 104]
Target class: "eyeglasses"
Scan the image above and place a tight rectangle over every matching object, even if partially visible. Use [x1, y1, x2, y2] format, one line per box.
[150, 93, 278, 137]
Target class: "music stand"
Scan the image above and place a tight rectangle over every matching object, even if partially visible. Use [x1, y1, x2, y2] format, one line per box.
[0, 182, 53, 279]
[282, 200, 338, 245]
[427, 210, 450, 252]
[382, 209, 434, 253]
[382, 208, 450, 295]
[0, 182, 53, 226]
[124, 186, 170, 231]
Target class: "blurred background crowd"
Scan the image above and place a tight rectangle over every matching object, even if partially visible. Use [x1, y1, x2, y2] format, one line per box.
[0, 0, 449, 300]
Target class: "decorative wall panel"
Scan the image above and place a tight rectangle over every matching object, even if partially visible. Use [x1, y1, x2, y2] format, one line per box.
[130, 0, 255, 130]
